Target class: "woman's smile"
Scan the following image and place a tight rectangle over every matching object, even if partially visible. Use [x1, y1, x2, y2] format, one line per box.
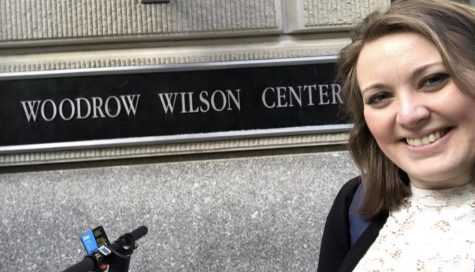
[403, 127, 450, 147]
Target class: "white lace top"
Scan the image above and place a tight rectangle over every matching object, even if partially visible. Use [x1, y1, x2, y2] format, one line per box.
[353, 182, 475, 272]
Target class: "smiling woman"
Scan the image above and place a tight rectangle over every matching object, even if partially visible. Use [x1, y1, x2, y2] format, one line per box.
[317, 0, 475, 271]
[357, 32, 475, 190]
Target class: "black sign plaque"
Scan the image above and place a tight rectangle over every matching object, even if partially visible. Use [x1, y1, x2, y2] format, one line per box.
[0, 57, 351, 153]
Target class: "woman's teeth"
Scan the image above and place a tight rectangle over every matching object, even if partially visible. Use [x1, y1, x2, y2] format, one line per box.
[406, 131, 443, 147]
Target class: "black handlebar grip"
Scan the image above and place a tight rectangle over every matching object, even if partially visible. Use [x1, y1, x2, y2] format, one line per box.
[62, 256, 95, 272]
[130, 226, 148, 241]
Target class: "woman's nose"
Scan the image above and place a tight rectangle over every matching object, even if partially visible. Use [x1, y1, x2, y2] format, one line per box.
[396, 95, 430, 128]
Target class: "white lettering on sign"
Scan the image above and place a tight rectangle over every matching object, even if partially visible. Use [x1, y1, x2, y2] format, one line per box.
[157, 89, 241, 114]
[262, 83, 342, 109]
[19, 84, 342, 124]
[20, 94, 141, 122]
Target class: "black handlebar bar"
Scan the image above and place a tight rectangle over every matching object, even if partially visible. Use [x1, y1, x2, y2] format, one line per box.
[63, 256, 95, 272]
[63, 226, 148, 272]
[129, 225, 148, 241]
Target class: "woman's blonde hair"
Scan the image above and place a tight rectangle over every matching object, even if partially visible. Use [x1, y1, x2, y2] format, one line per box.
[339, 0, 475, 218]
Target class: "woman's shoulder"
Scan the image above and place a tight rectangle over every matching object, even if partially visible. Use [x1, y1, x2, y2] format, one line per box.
[324, 175, 363, 222]
[317, 176, 364, 272]
[335, 176, 362, 201]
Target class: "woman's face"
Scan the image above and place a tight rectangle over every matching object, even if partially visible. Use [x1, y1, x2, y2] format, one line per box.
[356, 32, 475, 189]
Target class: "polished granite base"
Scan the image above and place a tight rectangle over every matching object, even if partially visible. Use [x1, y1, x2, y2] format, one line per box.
[0, 151, 358, 271]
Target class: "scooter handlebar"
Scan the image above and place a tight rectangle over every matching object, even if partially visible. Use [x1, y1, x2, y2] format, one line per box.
[62, 226, 148, 272]
[62, 256, 95, 272]
[129, 226, 148, 242]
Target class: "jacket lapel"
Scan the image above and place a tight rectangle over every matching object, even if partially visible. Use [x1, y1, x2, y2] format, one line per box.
[338, 211, 388, 272]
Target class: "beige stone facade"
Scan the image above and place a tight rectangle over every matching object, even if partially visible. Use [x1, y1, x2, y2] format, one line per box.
[1, 1, 388, 73]
[0, 1, 388, 271]
[0, 0, 389, 166]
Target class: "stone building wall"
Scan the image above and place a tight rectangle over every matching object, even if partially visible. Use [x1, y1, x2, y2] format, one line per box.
[0, 1, 388, 271]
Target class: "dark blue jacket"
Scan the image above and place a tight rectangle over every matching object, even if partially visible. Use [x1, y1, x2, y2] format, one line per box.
[317, 177, 388, 272]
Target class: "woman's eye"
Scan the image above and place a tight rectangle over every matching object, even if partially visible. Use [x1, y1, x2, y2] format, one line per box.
[419, 73, 449, 89]
[367, 92, 391, 105]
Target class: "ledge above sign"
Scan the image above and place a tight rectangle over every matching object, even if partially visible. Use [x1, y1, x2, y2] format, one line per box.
[0, 57, 351, 155]
[141, 0, 170, 3]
